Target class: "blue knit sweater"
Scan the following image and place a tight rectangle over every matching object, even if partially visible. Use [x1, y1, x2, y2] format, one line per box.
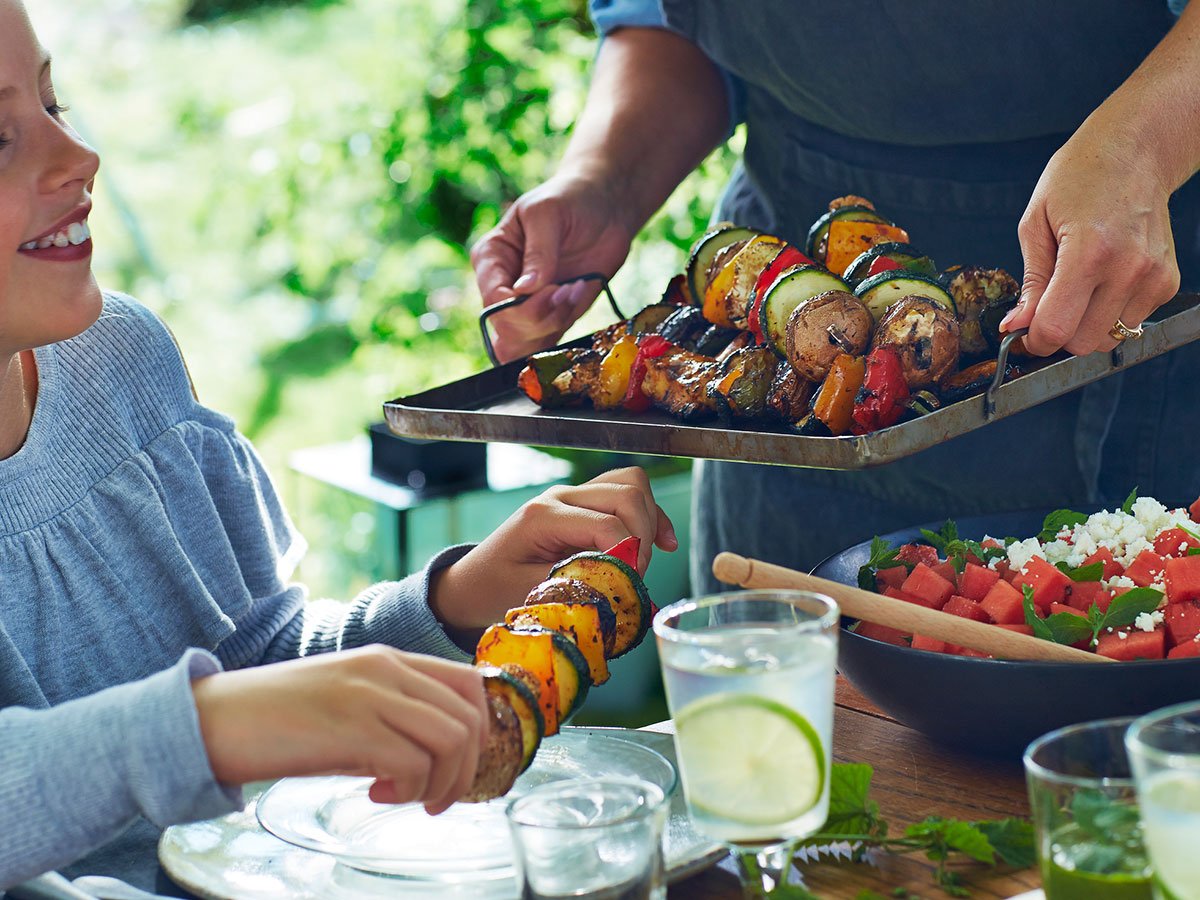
[0, 294, 471, 888]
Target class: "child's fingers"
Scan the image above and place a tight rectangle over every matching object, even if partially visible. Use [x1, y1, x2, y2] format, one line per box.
[377, 694, 479, 809]
[400, 654, 488, 731]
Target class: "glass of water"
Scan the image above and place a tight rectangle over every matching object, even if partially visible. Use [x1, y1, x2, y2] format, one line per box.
[505, 776, 668, 900]
[653, 589, 838, 897]
[1126, 700, 1200, 900]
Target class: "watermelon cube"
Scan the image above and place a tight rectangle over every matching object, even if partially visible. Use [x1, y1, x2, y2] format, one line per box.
[1165, 555, 1200, 604]
[979, 579, 1027, 625]
[896, 544, 939, 569]
[1096, 629, 1165, 661]
[875, 565, 908, 592]
[853, 621, 911, 647]
[1124, 550, 1167, 588]
[1083, 547, 1124, 579]
[958, 562, 1000, 602]
[901, 563, 956, 610]
[911, 634, 947, 653]
[1153, 527, 1200, 559]
[883, 585, 941, 610]
[943, 595, 992, 624]
[1011, 557, 1071, 610]
[1164, 600, 1200, 646]
[931, 560, 959, 587]
[1067, 580, 1111, 613]
[1168, 640, 1200, 659]
[1050, 602, 1087, 618]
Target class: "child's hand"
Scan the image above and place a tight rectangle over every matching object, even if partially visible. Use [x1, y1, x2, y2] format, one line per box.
[430, 466, 677, 629]
[192, 646, 486, 815]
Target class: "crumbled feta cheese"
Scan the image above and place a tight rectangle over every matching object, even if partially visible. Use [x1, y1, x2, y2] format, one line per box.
[1117, 631, 1128, 640]
[1134, 610, 1165, 632]
[1007, 538, 1045, 573]
[1105, 575, 1137, 591]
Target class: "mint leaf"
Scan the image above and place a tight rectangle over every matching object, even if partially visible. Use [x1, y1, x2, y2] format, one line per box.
[1121, 486, 1139, 515]
[858, 537, 905, 591]
[1043, 612, 1093, 646]
[976, 818, 1036, 868]
[1023, 587, 1056, 642]
[1055, 561, 1104, 582]
[920, 520, 959, 554]
[1190, 547, 1200, 557]
[1038, 509, 1088, 543]
[1100, 588, 1165, 631]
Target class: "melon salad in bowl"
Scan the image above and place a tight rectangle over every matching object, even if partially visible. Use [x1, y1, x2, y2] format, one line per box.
[517, 194, 1027, 436]
[461, 535, 657, 803]
[854, 491, 1200, 662]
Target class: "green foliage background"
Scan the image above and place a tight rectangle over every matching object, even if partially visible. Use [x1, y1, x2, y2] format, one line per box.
[32, 0, 737, 596]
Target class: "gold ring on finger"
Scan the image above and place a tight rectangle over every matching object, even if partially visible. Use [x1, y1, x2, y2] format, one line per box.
[1108, 318, 1144, 342]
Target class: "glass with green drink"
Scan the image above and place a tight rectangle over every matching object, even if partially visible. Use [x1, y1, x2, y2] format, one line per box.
[1023, 718, 1153, 900]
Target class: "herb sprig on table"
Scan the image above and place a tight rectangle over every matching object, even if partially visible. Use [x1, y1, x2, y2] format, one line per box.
[752, 763, 1034, 898]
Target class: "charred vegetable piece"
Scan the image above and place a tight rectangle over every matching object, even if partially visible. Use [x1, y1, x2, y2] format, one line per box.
[629, 302, 678, 336]
[475, 624, 591, 733]
[903, 390, 942, 419]
[785, 289, 874, 382]
[854, 270, 956, 322]
[939, 359, 1010, 405]
[507, 601, 610, 687]
[851, 346, 910, 434]
[549, 551, 653, 658]
[747, 245, 814, 343]
[824, 220, 911, 278]
[702, 234, 785, 329]
[595, 334, 640, 410]
[947, 266, 1020, 357]
[766, 362, 815, 424]
[708, 346, 779, 422]
[524, 577, 619, 657]
[623, 334, 675, 414]
[693, 324, 741, 358]
[658, 273, 691, 307]
[810, 352, 866, 436]
[656, 305, 710, 349]
[843, 242, 937, 287]
[517, 349, 578, 408]
[873, 296, 961, 389]
[641, 348, 721, 422]
[479, 665, 544, 775]
[761, 265, 851, 359]
[461, 689, 525, 802]
[686, 225, 759, 307]
[549, 349, 603, 407]
[795, 412, 833, 436]
[806, 205, 893, 263]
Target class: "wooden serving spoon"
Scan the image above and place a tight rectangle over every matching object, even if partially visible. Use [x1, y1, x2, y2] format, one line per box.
[711, 552, 1111, 664]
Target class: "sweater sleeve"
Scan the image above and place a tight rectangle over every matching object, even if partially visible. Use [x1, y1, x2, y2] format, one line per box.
[0, 649, 240, 889]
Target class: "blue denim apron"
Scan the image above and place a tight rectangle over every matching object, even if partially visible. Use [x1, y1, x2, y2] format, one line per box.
[657, 1, 1200, 592]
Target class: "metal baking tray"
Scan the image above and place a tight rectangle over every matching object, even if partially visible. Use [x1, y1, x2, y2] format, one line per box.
[384, 291, 1200, 470]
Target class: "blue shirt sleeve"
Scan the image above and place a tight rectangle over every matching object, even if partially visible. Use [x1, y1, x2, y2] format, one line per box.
[588, 0, 744, 135]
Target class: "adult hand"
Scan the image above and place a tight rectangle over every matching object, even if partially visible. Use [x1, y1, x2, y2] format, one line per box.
[192, 646, 487, 815]
[431, 466, 677, 629]
[1001, 118, 1181, 357]
[471, 171, 636, 363]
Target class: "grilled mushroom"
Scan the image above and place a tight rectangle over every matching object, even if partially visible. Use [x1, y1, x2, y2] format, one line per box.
[765, 362, 815, 424]
[461, 691, 525, 803]
[785, 290, 874, 382]
[946, 266, 1020, 357]
[873, 295, 961, 389]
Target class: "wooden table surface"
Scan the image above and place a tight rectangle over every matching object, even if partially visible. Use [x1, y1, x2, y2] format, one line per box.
[661, 679, 1042, 899]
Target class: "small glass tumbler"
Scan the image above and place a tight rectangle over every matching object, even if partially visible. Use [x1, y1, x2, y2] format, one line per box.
[1126, 699, 1200, 900]
[505, 776, 668, 900]
[1023, 718, 1153, 899]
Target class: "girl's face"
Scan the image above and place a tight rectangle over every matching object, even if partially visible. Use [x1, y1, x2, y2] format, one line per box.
[0, 0, 102, 357]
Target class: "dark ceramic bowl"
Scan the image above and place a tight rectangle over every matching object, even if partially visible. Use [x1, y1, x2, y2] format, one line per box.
[817, 509, 1200, 759]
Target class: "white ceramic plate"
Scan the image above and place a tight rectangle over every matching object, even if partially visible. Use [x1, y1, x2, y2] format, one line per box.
[159, 727, 724, 900]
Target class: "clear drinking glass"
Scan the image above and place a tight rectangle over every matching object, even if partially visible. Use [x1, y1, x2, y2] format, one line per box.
[1023, 718, 1153, 899]
[505, 776, 668, 900]
[1126, 700, 1200, 900]
[653, 589, 838, 898]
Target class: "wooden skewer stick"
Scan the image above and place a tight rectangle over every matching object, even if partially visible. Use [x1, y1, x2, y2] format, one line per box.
[711, 552, 1112, 664]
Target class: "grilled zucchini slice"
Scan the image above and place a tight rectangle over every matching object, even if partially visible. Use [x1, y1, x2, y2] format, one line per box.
[478, 665, 544, 774]
[842, 242, 937, 287]
[854, 270, 956, 323]
[760, 265, 851, 358]
[805, 205, 892, 262]
[461, 688, 526, 802]
[549, 552, 653, 658]
[686, 224, 759, 308]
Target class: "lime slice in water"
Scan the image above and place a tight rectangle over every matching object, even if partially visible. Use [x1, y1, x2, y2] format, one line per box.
[674, 693, 825, 826]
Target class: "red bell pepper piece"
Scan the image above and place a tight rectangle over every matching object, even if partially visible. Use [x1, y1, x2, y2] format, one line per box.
[623, 334, 674, 413]
[864, 254, 902, 278]
[851, 346, 910, 434]
[605, 536, 641, 570]
[747, 245, 812, 344]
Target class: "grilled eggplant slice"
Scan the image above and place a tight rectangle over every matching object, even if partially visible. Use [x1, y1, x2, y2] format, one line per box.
[549, 551, 653, 659]
[479, 665, 543, 775]
[517, 349, 578, 408]
[702, 234, 784, 329]
[766, 362, 815, 424]
[708, 346, 779, 422]
[761, 265, 851, 359]
[946, 266, 1020, 357]
[523, 577, 618, 658]
[873, 296, 961, 389]
[784, 290, 874, 382]
[656, 305, 710, 349]
[686, 224, 759, 307]
[640, 348, 721, 422]
[629, 302, 678, 336]
[694, 323, 741, 358]
[461, 689, 525, 803]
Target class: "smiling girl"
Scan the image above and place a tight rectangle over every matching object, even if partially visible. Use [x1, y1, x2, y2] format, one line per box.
[0, 0, 676, 889]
